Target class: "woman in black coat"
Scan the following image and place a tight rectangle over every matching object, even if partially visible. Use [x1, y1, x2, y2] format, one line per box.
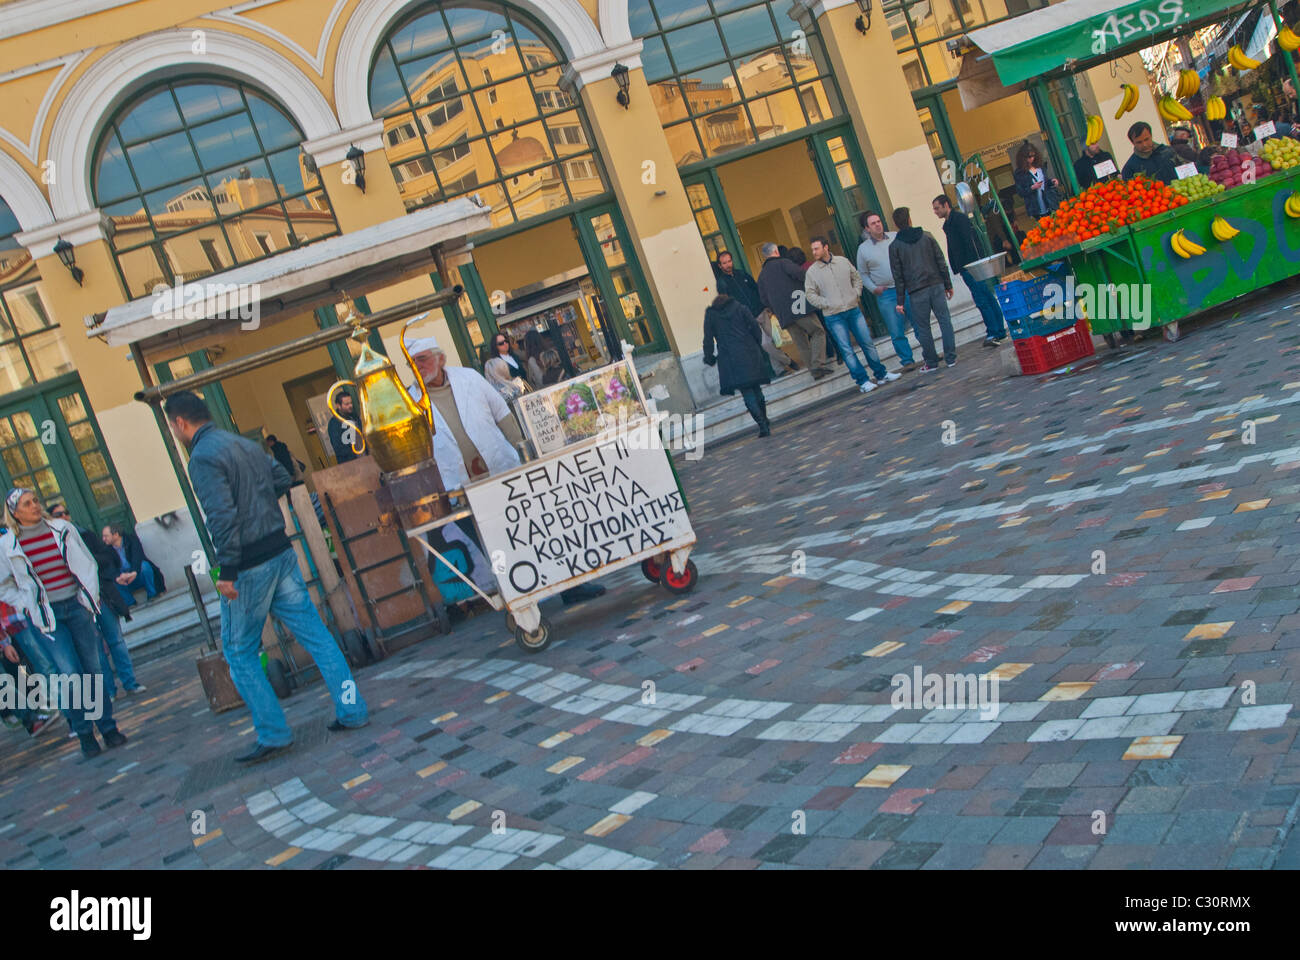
[1013, 141, 1063, 220]
[703, 294, 773, 437]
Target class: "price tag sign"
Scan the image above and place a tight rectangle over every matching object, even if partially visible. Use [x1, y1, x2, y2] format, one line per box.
[1175, 162, 1199, 179]
[1221, 132, 1238, 148]
[1093, 159, 1118, 178]
[1256, 120, 1276, 138]
[977, 178, 991, 195]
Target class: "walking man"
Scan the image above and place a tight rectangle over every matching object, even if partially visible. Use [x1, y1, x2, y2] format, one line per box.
[888, 207, 957, 372]
[328, 390, 363, 464]
[933, 195, 1007, 347]
[804, 236, 900, 395]
[163, 391, 368, 763]
[713, 251, 797, 377]
[756, 242, 831, 379]
[855, 212, 917, 371]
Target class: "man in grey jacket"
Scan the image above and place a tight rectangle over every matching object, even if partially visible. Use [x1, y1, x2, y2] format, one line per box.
[804, 236, 900, 395]
[888, 207, 956, 372]
[164, 391, 368, 763]
[856, 212, 916, 371]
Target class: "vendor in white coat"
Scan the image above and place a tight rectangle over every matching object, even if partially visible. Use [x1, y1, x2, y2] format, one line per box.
[405, 335, 604, 606]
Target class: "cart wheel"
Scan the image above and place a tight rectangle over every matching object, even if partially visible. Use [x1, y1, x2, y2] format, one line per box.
[641, 556, 663, 583]
[505, 611, 517, 635]
[265, 658, 291, 700]
[341, 629, 372, 667]
[434, 605, 452, 636]
[661, 559, 699, 594]
[515, 616, 552, 653]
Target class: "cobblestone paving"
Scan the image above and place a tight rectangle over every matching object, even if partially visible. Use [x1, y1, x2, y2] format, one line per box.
[3, 283, 1300, 870]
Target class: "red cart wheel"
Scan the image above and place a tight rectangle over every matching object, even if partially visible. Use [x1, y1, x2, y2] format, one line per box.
[641, 557, 663, 583]
[661, 559, 698, 594]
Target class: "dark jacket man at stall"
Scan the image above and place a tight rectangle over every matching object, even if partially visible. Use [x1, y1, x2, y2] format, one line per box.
[1122, 122, 1179, 183]
[1074, 141, 1117, 190]
[164, 390, 369, 763]
[934, 195, 1007, 347]
[756, 243, 831, 378]
[713, 250, 797, 377]
[328, 391, 363, 464]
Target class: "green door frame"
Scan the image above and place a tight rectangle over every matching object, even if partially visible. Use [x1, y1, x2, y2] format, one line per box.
[574, 202, 670, 357]
[155, 351, 237, 433]
[914, 92, 964, 182]
[682, 169, 748, 273]
[1030, 77, 1088, 195]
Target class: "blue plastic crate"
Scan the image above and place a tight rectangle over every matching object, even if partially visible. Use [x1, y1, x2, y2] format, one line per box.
[1006, 310, 1078, 340]
[997, 264, 1068, 322]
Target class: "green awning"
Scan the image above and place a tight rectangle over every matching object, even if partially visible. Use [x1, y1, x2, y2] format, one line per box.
[967, 0, 1261, 87]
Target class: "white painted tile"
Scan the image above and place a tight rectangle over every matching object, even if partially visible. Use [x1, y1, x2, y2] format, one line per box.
[1228, 704, 1293, 731]
[988, 701, 1046, 722]
[1028, 719, 1085, 742]
[1127, 692, 1185, 715]
[610, 791, 657, 815]
[1121, 712, 1180, 737]
[1176, 687, 1236, 712]
[946, 722, 998, 743]
[1073, 716, 1133, 740]
[1080, 696, 1136, 719]
[874, 722, 927, 743]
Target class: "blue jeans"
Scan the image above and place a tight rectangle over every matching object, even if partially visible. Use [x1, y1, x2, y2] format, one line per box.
[116, 559, 162, 608]
[45, 599, 118, 739]
[97, 609, 139, 693]
[875, 288, 914, 365]
[823, 308, 887, 385]
[220, 548, 367, 747]
[960, 268, 1007, 339]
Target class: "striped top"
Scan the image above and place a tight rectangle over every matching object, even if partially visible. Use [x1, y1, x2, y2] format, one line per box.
[17, 524, 79, 602]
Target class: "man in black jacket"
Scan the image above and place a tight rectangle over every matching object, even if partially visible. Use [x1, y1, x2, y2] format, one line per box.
[756, 243, 831, 378]
[164, 390, 368, 763]
[713, 251, 797, 377]
[1075, 141, 1117, 190]
[933, 195, 1007, 347]
[327, 391, 363, 464]
[889, 207, 956, 372]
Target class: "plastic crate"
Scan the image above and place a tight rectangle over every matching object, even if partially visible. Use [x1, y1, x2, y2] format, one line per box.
[996, 264, 1068, 322]
[1006, 309, 1078, 340]
[1013, 318, 1096, 375]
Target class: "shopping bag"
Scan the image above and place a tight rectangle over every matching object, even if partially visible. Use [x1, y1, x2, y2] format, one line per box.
[768, 313, 784, 347]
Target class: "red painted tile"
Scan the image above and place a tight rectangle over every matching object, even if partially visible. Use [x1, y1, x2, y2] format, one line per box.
[617, 746, 654, 766]
[784, 612, 814, 626]
[877, 788, 935, 815]
[882, 596, 910, 610]
[1090, 661, 1144, 682]
[832, 742, 883, 765]
[689, 829, 731, 854]
[736, 618, 764, 631]
[675, 657, 706, 672]
[590, 661, 617, 676]
[962, 644, 1005, 663]
[923, 629, 962, 645]
[434, 770, 465, 787]
[1106, 572, 1146, 587]
[1197, 482, 1227, 493]
[376, 730, 401, 744]
[746, 658, 781, 675]
[443, 719, 471, 734]
[352, 783, 382, 802]
[1076, 517, 1108, 529]
[1213, 576, 1260, 593]
[805, 786, 855, 810]
[569, 718, 604, 736]
[577, 762, 618, 782]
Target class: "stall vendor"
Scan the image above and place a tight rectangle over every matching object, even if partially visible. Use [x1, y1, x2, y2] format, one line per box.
[1121, 121, 1179, 183]
[1074, 140, 1117, 190]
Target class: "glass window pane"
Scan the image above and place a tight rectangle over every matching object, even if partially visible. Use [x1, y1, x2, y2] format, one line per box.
[654, 0, 712, 30]
[32, 467, 58, 500]
[460, 35, 525, 85]
[94, 136, 136, 204]
[247, 95, 301, 152]
[389, 10, 452, 61]
[0, 344, 32, 393]
[23, 440, 49, 468]
[640, 36, 673, 83]
[630, 3, 659, 37]
[222, 204, 292, 263]
[58, 392, 88, 423]
[116, 88, 183, 142]
[115, 244, 170, 298]
[91, 477, 123, 510]
[266, 147, 311, 197]
[6, 283, 53, 335]
[1, 448, 25, 478]
[24, 329, 75, 382]
[665, 21, 725, 73]
[191, 112, 263, 171]
[127, 131, 200, 190]
[80, 451, 110, 482]
[174, 83, 244, 125]
[145, 179, 216, 228]
[513, 23, 557, 68]
[697, 107, 754, 156]
[664, 122, 704, 165]
[475, 74, 537, 125]
[719, 6, 779, 57]
[0, 417, 16, 446]
[445, 5, 508, 43]
[749, 92, 806, 138]
[737, 50, 791, 99]
[370, 46, 408, 117]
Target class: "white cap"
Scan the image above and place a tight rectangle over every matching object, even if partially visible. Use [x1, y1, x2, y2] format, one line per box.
[406, 334, 441, 356]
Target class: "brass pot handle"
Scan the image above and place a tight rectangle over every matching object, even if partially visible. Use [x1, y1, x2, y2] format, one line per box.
[326, 380, 365, 455]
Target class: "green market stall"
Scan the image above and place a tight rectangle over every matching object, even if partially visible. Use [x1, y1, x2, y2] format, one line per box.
[967, 0, 1300, 338]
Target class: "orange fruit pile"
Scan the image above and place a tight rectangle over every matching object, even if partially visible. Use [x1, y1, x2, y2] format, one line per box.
[1020, 176, 1189, 255]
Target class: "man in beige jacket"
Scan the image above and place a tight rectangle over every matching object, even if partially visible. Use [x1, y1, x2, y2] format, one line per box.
[804, 237, 900, 394]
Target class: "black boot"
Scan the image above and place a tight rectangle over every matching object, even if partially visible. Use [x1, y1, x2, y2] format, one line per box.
[757, 393, 771, 438]
[741, 389, 765, 436]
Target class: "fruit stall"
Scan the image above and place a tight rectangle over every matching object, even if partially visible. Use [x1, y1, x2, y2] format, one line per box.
[968, 0, 1300, 344]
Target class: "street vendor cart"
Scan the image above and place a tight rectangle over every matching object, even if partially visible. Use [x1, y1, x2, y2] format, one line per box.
[966, 0, 1300, 343]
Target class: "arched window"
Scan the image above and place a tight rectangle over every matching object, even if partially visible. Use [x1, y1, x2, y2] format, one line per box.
[631, 1, 842, 166]
[0, 195, 71, 392]
[93, 78, 340, 299]
[369, 2, 607, 228]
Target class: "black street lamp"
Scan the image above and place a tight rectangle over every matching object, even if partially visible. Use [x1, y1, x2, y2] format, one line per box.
[53, 237, 83, 286]
[855, 0, 873, 34]
[345, 144, 367, 193]
[611, 63, 631, 108]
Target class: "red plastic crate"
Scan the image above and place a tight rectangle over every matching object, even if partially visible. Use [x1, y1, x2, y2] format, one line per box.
[1013, 318, 1095, 375]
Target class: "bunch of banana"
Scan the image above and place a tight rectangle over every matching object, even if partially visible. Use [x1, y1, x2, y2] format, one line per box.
[1158, 95, 1194, 122]
[1278, 25, 1300, 51]
[1114, 83, 1139, 119]
[1210, 216, 1240, 241]
[1285, 192, 1300, 218]
[1085, 115, 1104, 145]
[1171, 229, 1206, 258]
[1175, 69, 1200, 98]
[1228, 45, 1262, 70]
[1205, 96, 1227, 121]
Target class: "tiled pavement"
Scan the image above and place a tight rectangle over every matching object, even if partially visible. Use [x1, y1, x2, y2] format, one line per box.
[4, 283, 1300, 870]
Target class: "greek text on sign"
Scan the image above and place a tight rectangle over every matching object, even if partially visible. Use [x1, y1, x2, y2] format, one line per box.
[463, 434, 693, 605]
[516, 392, 566, 455]
[1090, 0, 1187, 56]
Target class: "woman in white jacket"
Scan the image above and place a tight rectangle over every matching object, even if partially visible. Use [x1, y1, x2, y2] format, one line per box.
[0, 488, 126, 757]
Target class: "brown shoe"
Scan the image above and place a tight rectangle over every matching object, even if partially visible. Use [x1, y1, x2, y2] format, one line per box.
[899, 362, 919, 372]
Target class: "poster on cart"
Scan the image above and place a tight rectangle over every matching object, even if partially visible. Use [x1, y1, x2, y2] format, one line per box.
[464, 433, 694, 606]
[515, 360, 647, 455]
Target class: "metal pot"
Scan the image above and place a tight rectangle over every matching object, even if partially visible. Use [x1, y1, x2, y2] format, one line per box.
[964, 251, 1008, 282]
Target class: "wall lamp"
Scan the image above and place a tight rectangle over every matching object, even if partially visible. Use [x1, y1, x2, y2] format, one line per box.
[855, 0, 873, 34]
[345, 144, 367, 193]
[611, 62, 631, 108]
[53, 237, 83, 286]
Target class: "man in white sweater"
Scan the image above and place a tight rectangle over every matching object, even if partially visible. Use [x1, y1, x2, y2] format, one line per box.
[804, 237, 901, 395]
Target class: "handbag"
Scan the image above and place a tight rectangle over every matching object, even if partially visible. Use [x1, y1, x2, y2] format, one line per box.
[0, 600, 27, 637]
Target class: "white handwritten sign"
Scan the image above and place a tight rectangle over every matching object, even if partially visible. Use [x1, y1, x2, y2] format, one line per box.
[1175, 162, 1198, 179]
[1221, 133, 1238, 148]
[1093, 159, 1118, 178]
[978, 178, 991, 195]
[1256, 120, 1276, 138]
[464, 435, 694, 605]
[1090, 0, 1187, 56]
[517, 392, 566, 455]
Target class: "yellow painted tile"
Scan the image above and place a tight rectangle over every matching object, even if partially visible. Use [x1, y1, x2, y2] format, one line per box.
[484, 691, 510, 704]
[539, 731, 573, 749]
[999, 516, 1030, 528]
[1118, 465, 1145, 475]
[933, 522, 955, 532]
[1212, 413, 1234, 423]
[856, 764, 910, 788]
[265, 847, 302, 867]
[585, 813, 631, 838]
[1122, 736, 1183, 761]
[1040, 682, 1094, 701]
[43, 803, 68, 817]
[907, 494, 930, 503]
[433, 712, 457, 723]
[638, 729, 674, 747]
[107, 774, 127, 784]
[343, 774, 371, 789]
[1235, 499, 1270, 512]
[193, 828, 223, 847]
[1183, 622, 1233, 641]
[1207, 430, 1235, 441]
[865, 512, 885, 520]
[1199, 489, 1231, 501]
[665, 598, 692, 609]
[1255, 414, 1280, 424]
[701, 624, 729, 637]
[727, 595, 754, 608]
[1136, 508, 1168, 520]
[447, 800, 482, 821]
[987, 662, 1032, 681]
[928, 536, 957, 547]
[936, 601, 971, 615]
[763, 575, 797, 587]
[997, 466, 1020, 475]
[417, 761, 447, 778]
[1046, 473, 1072, 483]
[547, 756, 585, 774]
[1144, 448, 1169, 458]
[863, 640, 905, 657]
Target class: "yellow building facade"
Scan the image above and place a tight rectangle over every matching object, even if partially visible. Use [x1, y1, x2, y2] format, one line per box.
[0, 0, 1120, 567]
